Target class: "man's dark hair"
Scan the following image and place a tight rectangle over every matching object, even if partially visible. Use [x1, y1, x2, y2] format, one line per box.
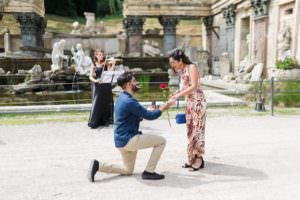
[117, 71, 134, 89]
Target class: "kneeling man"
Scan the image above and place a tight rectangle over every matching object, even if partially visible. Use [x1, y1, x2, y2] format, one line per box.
[88, 71, 174, 181]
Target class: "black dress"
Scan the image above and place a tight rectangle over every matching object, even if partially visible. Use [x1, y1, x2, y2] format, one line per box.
[88, 66, 114, 128]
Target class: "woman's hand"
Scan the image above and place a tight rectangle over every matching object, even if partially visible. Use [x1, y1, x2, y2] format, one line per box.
[95, 79, 102, 84]
[169, 94, 180, 101]
[167, 98, 177, 107]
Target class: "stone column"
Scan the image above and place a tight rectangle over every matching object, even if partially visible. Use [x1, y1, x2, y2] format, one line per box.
[202, 15, 213, 73]
[292, 0, 300, 58]
[250, 0, 270, 78]
[123, 16, 145, 56]
[159, 16, 179, 56]
[15, 12, 47, 49]
[223, 4, 236, 70]
[4, 32, 11, 54]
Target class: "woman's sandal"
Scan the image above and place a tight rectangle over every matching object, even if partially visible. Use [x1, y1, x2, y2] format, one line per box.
[189, 157, 205, 171]
[182, 163, 192, 168]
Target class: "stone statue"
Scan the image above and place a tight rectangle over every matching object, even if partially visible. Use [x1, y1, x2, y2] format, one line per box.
[28, 64, 43, 82]
[70, 21, 81, 35]
[250, 63, 264, 82]
[51, 40, 68, 72]
[239, 33, 251, 74]
[84, 12, 95, 28]
[277, 23, 292, 61]
[143, 40, 162, 57]
[96, 20, 107, 34]
[71, 43, 92, 75]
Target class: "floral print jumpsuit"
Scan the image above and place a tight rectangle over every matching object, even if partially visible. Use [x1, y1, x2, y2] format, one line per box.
[181, 65, 206, 165]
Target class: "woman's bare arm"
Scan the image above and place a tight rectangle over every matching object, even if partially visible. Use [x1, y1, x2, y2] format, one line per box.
[89, 64, 97, 83]
[171, 64, 199, 99]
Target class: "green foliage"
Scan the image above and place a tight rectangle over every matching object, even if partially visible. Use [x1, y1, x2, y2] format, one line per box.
[97, 0, 110, 17]
[45, 0, 77, 17]
[135, 74, 150, 93]
[273, 82, 300, 107]
[45, 0, 123, 18]
[246, 81, 300, 107]
[108, 0, 123, 15]
[275, 57, 299, 70]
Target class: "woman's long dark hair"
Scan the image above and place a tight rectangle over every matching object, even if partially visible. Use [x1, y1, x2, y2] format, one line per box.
[168, 49, 193, 64]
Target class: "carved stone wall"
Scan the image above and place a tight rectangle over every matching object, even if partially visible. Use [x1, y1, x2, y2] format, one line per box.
[1, 0, 45, 16]
[15, 12, 46, 48]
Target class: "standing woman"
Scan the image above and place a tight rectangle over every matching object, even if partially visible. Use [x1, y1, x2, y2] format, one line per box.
[169, 49, 206, 171]
[88, 49, 114, 128]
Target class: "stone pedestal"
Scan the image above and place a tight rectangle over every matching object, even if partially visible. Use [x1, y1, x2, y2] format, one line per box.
[203, 16, 213, 73]
[159, 16, 179, 55]
[84, 12, 95, 28]
[4, 32, 11, 53]
[15, 12, 47, 49]
[123, 16, 145, 56]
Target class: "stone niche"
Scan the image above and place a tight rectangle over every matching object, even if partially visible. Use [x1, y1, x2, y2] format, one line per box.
[239, 17, 250, 62]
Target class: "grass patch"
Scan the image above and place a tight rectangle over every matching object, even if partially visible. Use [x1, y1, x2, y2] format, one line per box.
[0, 111, 89, 125]
[246, 81, 300, 107]
[1, 105, 299, 126]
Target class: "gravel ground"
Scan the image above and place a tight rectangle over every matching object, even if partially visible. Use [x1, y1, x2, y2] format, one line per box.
[0, 115, 300, 200]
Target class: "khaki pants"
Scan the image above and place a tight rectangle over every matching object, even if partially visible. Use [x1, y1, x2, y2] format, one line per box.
[98, 134, 166, 175]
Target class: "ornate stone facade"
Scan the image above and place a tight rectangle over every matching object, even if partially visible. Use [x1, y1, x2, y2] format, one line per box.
[1, 0, 44, 16]
[123, 16, 145, 56]
[250, 0, 270, 18]
[123, 16, 145, 36]
[223, 4, 236, 27]
[201, 0, 300, 79]
[158, 16, 179, 55]
[1, 0, 46, 54]
[15, 12, 46, 48]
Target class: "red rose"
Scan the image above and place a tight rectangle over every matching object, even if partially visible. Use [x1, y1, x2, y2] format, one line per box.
[160, 83, 167, 89]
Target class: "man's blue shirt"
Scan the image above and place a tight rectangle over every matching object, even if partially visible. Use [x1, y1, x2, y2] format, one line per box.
[114, 91, 162, 148]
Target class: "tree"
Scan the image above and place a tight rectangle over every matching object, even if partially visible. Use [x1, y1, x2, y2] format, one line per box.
[45, 0, 124, 17]
[45, 0, 77, 17]
[108, 0, 123, 15]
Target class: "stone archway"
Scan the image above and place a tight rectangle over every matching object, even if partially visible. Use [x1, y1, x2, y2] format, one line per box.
[122, 0, 211, 56]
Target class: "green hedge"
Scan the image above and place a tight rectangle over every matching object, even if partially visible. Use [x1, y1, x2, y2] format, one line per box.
[276, 57, 299, 70]
[246, 81, 300, 107]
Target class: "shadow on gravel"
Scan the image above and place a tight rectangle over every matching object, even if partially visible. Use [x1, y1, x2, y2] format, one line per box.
[137, 161, 268, 188]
